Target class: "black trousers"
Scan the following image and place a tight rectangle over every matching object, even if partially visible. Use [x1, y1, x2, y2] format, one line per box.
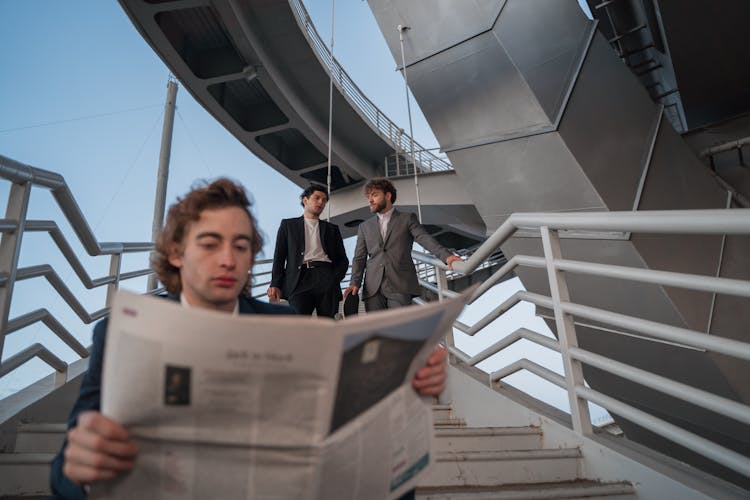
[288, 266, 339, 318]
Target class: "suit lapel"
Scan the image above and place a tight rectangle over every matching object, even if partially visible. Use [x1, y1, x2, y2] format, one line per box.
[383, 209, 398, 245]
[239, 295, 256, 314]
[295, 216, 305, 249]
[368, 215, 383, 245]
[318, 219, 328, 253]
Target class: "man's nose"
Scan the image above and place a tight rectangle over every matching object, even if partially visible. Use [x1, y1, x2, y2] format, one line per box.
[218, 244, 236, 268]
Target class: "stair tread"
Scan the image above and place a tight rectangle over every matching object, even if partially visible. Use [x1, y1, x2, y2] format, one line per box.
[16, 422, 67, 433]
[417, 480, 634, 497]
[434, 448, 581, 461]
[0, 452, 56, 465]
[435, 426, 541, 437]
[434, 418, 466, 425]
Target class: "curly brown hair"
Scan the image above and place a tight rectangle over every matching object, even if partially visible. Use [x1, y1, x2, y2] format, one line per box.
[363, 177, 397, 203]
[152, 178, 263, 295]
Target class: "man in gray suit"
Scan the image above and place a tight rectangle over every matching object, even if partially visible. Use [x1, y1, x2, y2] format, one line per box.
[344, 178, 461, 311]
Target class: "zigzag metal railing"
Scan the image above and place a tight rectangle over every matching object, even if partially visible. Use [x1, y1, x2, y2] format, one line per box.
[412, 208, 750, 479]
[287, 0, 452, 175]
[0, 154, 155, 380]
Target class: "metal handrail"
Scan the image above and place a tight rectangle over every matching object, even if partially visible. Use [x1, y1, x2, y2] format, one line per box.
[0, 154, 154, 387]
[286, 0, 452, 174]
[412, 207, 750, 478]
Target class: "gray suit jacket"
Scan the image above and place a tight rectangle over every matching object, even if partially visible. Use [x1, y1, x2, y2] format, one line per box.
[349, 209, 453, 298]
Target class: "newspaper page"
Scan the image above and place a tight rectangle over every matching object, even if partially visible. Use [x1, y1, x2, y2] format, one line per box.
[91, 290, 467, 499]
[317, 386, 433, 500]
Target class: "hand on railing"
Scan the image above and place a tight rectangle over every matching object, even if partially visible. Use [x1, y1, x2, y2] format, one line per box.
[446, 255, 462, 270]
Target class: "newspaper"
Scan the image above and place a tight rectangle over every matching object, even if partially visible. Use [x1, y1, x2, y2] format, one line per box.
[91, 290, 467, 500]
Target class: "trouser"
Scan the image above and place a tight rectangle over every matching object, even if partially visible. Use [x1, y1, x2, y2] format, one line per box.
[288, 266, 339, 318]
[363, 281, 414, 312]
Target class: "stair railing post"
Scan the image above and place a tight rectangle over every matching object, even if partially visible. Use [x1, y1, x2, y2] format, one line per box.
[436, 265, 448, 303]
[434, 261, 454, 406]
[106, 254, 122, 308]
[396, 129, 402, 176]
[540, 226, 592, 435]
[0, 181, 32, 359]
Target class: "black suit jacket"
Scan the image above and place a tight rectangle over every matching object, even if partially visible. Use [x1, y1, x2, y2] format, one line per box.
[49, 295, 294, 500]
[270, 216, 349, 300]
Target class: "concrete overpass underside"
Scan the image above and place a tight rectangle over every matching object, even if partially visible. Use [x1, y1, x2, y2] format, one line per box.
[119, 0, 485, 243]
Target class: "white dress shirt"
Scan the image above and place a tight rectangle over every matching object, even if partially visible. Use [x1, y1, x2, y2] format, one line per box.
[303, 217, 331, 262]
[376, 206, 394, 241]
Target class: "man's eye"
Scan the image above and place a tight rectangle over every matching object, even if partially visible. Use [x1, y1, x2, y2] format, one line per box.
[235, 244, 250, 252]
[200, 242, 218, 249]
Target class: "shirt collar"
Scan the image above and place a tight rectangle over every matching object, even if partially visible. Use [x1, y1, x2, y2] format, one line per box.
[377, 206, 395, 220]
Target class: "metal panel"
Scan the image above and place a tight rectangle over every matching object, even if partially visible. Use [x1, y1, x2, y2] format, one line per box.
[633, 118, 727, 332]
[155, 7, 246, 79]
[656, 1, 750, 129]
[255, 128, 326, 170]
[448, 132, 605, 232]
[558, 34, 659, 211]
[367, 0, 506, 67]
[207, 78, 289, 132]
[300, 165, 361, 191]
[493, 0, 592, 122]
[407, 31, 551, 152]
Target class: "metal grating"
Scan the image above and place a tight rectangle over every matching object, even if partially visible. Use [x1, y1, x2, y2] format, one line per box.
[255, 128, 326, 171]
[155, 6, 245, 79]
[300, 165, 361, 191]
[208, 78, 288, 132]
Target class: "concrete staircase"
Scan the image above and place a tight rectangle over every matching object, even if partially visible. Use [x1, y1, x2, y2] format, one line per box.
[0, 422, 65, 498]
[417, 405, 635, 500]
[0, 406, 637, 499]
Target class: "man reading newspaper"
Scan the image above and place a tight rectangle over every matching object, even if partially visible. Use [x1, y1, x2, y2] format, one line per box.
[49, 179, 449, 499]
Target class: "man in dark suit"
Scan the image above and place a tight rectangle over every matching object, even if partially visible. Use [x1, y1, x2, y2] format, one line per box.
[268, 185, 348, 318]
[345, 178, 461, 311]
[50, 179, 447, 499]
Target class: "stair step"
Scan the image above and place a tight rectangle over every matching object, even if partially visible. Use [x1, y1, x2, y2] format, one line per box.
[432, 404, 453, 420]
[434, 426, 542, 453]
[14, 422, 67, 453]
[0, 453, 55, 497]
[416, 480, 635, 499]
[419, 449, 582, 487]
[434, 417, 466, 428]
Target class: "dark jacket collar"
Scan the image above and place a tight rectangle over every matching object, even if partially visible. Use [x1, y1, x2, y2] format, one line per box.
[165, 293, 260, 315]
[296, 215, 329, 248]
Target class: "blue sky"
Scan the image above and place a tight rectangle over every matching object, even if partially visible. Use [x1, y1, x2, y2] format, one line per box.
[0, 0, 440, 396]
[0, 0, 604, 420]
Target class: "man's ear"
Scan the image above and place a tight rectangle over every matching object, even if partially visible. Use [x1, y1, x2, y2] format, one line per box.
[167, 243, 183, 269]
[385, 191, 392, 203]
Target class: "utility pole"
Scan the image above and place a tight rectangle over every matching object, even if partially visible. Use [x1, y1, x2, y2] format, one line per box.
[397, 24, 422, 223]
[148, 77, 178, 291]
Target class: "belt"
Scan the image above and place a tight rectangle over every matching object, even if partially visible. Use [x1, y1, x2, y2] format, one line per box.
[303, 260, 332, 269]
